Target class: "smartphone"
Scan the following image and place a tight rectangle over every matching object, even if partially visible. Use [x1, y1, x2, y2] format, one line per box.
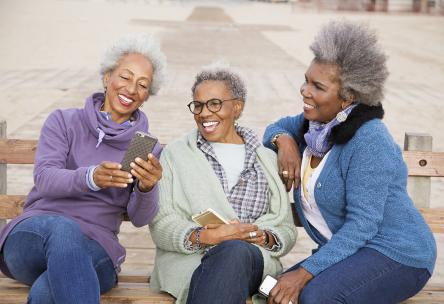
[121, 131, 158, 173]
[259, 275, 278, 297]
[191, 208, 229, 226]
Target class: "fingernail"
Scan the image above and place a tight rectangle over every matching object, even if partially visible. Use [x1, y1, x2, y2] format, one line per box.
[130, 162, 135, 167]
[135, 157, 141, 162]
[128, 179, 134, 183]
[128, 173, 132, 178]
[117, 164, 122, 169]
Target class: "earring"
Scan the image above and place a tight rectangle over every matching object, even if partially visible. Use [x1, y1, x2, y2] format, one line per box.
[336, 109, 348, 122]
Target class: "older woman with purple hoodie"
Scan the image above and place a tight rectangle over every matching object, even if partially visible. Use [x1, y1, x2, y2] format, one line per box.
[0, 33, 166, 303]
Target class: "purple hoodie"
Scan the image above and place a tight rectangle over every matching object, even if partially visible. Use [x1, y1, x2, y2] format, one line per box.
[0, 93, 161, 277]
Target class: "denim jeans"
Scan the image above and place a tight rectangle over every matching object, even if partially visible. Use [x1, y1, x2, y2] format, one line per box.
[286, 247, 431, 304]
[186, 240, 264, 304]
[2, 215, 117, 304]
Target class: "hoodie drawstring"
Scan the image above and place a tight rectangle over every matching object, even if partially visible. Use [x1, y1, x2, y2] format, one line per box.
[96, 128, 105, 148]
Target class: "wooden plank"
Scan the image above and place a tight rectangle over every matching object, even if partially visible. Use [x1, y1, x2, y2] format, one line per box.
[0, 276, 441, 304]
[0, 139, 164, 165]
[403, 151, 444, 177]
[1, 194, 443, 233]
[102, 283, 174, 303]
[118, 271, 150, 284]
[0, 139, 37, 164]
[0, 195, 26, 219]
[420, 208, 444, 233]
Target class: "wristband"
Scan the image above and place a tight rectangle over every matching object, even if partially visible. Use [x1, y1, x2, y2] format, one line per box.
[195, 227, 205, 250]
[271, 133, 290, 148]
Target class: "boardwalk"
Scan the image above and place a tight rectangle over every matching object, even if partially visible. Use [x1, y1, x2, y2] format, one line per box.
[1, 0, 443, 285]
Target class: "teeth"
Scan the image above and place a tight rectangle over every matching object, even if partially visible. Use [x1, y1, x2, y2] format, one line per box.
[119, 94, 134, 104]
[304, 103, 315, 109]
[203, 121, 218, 127]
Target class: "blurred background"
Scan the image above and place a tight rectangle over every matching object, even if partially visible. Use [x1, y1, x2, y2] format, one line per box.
[1, 0, 443, 284]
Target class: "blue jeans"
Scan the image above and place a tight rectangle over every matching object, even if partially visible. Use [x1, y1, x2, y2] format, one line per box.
[286, 247, 431, 304]
[186, 240, 264, 304]
[2, 215, 117, 304]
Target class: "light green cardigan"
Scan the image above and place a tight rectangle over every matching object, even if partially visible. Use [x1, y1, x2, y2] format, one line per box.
[149, 129, 298, 304]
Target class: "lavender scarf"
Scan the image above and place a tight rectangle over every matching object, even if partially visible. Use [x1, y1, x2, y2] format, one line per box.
[304, 104, 357, 157]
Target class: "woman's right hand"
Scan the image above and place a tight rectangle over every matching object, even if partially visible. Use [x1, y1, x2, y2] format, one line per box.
[275, 134, 302, 191]
[200, 223, 260, 246]
[93, 161, 134, 189]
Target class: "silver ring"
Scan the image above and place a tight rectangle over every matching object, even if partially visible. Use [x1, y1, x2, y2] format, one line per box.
[282, 170, 289, 177]
[249, 231, 257, 238]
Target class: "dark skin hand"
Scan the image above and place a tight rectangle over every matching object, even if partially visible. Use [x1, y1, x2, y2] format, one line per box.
[275, 134, 302, 191]
[268, 267, 313, 304]
[93, 153, 162, 192]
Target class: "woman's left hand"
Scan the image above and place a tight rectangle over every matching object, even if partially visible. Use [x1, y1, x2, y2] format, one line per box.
[268, 267, 313, 304]
[130, 153, 162, 192]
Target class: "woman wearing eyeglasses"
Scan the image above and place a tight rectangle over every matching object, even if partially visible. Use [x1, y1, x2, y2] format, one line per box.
[149, 63, 297, 304]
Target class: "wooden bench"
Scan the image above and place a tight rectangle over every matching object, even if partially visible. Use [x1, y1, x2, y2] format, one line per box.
[0, 120, 443, 303]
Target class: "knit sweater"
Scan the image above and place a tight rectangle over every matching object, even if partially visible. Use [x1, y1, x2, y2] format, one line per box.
[149, 129, 297, 304]
[0, 93, 161, 277]
[263, 114, 436, 276]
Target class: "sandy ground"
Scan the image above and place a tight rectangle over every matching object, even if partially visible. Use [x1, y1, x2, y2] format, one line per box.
[0, 0, 443, 285]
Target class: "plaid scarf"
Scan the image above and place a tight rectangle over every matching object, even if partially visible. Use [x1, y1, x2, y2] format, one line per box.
[197, 126, 269, 223]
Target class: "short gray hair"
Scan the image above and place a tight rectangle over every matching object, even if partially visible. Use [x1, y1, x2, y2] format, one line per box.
[100, 33, 166, 95]
[191, 62, 247, 102]
[310, 20, 388, 106]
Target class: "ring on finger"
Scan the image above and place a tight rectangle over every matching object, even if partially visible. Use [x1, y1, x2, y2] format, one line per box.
[249, 231, 257, 238]
[282, 170, 289, 177]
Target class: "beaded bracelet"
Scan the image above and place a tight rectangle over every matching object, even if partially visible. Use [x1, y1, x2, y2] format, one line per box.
[195, 227, 205, 250]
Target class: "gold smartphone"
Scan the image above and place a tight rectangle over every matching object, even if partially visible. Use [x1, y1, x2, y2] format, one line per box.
[191, 208, 229, 226]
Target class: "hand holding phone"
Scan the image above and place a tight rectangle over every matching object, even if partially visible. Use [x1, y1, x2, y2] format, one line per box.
[191, 208, 229, 226]
[259, 275, 277, 297]
[93, 161, 134, 189]
[121, 131, 162, 192]
[121, 131, 158, 173]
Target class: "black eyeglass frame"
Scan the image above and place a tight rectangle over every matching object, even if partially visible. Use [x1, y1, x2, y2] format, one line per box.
[187, 98, 238, 115]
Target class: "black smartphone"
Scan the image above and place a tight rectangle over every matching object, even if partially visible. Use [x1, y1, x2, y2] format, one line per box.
[258, 275, 278, 297]
[121, 131, 158, 173]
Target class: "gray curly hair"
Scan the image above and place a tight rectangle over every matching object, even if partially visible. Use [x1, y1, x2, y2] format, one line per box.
[310, 20, 388, 106]
[191, 62, 247, 102]
[100, 33, 166, 95]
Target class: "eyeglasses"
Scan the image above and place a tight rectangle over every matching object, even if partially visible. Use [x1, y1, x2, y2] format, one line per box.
[187, 98, 238, 115]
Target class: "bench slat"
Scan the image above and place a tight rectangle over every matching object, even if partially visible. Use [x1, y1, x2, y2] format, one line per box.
[0, 195, 25, 219]
[420, 208, 444, 233]
[1, 195, 443, 233]
[0, 277, 440, 304]
[1, 140, 444, 178]
[0, 140, 37, 164]
[403, 151, 444, 177]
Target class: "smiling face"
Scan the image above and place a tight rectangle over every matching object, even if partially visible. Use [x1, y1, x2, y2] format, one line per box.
[193, 80, 244, 144]
[300, 60, 352, 123]
[103, 53, 154, 124]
